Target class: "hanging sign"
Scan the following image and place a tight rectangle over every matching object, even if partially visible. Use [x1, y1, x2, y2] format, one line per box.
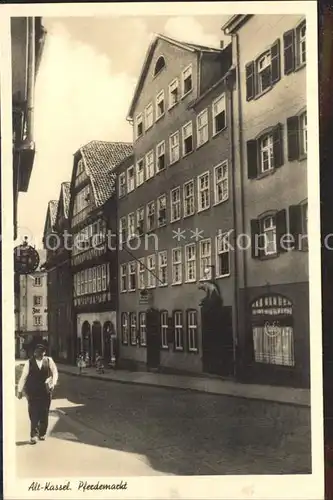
[14, 241, 40, 274]
[264, 321, 281, 338]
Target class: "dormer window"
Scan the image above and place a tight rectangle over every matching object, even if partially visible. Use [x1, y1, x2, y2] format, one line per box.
[154, 56, 166, 76]
[182, 65, 193, 96]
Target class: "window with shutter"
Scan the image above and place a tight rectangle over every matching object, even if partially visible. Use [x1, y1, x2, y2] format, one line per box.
[261, 215, 277, 256]
[251, 219, 261, 258]
[270, 39, 281, 84]
[283, 30, 295, 75]
[289, 204, 303, 245]
[287, 116, 300, 161]
[246, 61, 255, 101]
[272, 123, 284, 168]
[247, 140, 258, 179]
[276, 209, 288, 252]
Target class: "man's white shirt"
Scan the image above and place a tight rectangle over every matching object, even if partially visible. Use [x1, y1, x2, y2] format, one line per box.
[18, 357, 58, 393]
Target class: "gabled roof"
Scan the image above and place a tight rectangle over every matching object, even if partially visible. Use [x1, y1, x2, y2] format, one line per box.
[77, 140, 133, 207]
[221, 15, 253, 35]
[61, 181, 71, 219]
[127, 33, 224, 120]
[43, 199, 58, 240]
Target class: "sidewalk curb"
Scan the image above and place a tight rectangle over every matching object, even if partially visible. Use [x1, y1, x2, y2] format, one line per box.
[57, 366, 310, 408]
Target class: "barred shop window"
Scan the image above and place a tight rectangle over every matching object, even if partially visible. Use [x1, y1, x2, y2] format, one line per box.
[121, 312, 129, 345]
[251, 295, 295, 367]
[130, 312, 137, 345]
[289, 201, 308, 252]
[160, 310, 169, 349]
[247, 124, 284, 179]
[187, 310, 198, 352]
[245, 39, 280, 100]
[251, 209, 288, 259]
[283, 20, 306, 75]
[287, 111, 307, 161]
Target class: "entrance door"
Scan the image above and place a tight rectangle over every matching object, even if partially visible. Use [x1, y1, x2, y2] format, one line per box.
[81, 321, 91, 358]
[202, 306, 234, 377]
[146, 309, 160, 370]
[103, 321, 113, 364]
[92, 321, 102, 362]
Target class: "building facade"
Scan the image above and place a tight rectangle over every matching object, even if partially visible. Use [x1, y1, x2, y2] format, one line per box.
[15, 249, 48, 357]
[223, 14, 308, 387]
[43, 182, 74, 363]
[117, 34, 235, 376]
[68, 140, 132, 364]
[12, 17, 46, 239]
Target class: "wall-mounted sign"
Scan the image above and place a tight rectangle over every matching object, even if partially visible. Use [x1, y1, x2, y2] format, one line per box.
[14, 239, 39, 274]
[139, 289, 150, 305]
[264, 321, 281, 338]
[32, 307, 41, 315]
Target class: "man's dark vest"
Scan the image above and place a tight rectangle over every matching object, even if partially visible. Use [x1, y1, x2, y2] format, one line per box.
[25, 357, 50, 398]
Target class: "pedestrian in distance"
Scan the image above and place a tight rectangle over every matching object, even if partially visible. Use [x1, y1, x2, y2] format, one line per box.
[95, 353, 104, 374]
[77, 352, 86, 374]
[17, 344, 58, 445]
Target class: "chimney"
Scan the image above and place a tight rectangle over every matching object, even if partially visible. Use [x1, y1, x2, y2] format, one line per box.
[220, 40, 224, 49]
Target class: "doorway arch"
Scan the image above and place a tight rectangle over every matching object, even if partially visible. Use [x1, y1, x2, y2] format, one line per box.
[81, 321, 91, 358]
[92, 321, 102, 362]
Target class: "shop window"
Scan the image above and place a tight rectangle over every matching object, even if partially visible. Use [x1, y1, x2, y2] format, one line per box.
[251, 295, 295, 367]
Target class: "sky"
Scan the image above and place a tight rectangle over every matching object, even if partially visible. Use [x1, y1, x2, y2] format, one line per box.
[16, 15, 230, 248]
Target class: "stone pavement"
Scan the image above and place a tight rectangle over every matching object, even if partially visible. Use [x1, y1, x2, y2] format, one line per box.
[18, 360, 310, 407]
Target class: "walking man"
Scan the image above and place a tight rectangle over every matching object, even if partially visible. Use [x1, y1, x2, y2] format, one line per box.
[17, 344, 58, 444]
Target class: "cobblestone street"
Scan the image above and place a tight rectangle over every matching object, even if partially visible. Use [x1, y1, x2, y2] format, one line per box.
[16, 370, 311, 477]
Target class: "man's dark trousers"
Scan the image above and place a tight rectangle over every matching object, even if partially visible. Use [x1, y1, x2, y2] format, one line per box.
[28, 393, 51, 438]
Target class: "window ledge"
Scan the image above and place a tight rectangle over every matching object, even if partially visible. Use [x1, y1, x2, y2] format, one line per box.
[212, 126, 227, 138]
[199, 277, 211, 282]
[170, 218, 181, 224]
[120, 290, 127, 294]
[258, 253, 279, 261]
[156, 113, 165, 123]
[171, 282, 182, 286]
[254, 85, 273, 101]
[255, 168, 276, 181]
[185, 279, 197, 284]
[182, 149, 194, 159]
[145, 124, 153, 132]
[128, 289, 136, 293]
[197, 206, 210, 214]
[298, 153, 307, 162]
[158, 283, 168, 288]
[181, 89, 193, 100]
[183, 212, 195, 219]
[214, 197, 229, 207]
[169, 158, 180, 167]
[168, 102, 179, 112]
[175, 347, 184, 352]
[295, 62, 306, 73]
[216, 273, 231, 279]
[188, 348, 199, 354]
[161, 345, 169, 350]
[196, 139, 209, 150]
[156, 167, 166, 175]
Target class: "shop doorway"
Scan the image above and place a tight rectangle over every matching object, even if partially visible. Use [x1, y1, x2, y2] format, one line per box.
[103, 321, 114, 364]
[81, 321, 91, 359]
[92, 321, 102, 362]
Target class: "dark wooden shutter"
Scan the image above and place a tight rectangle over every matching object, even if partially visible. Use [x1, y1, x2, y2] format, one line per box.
[276, 209, 288, 252]
[283, 30, 295, 75]
[270, 39, 281, 84]
[251, 219, 260, 258]
[287, 116, 300, 161]
[273, 123, 284, 168]
[247, 140, 258, 179]
[289, 205, 302, 250]
[245, 61, 255, 101]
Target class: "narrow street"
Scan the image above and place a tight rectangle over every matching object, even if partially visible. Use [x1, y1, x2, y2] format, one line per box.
[16, 371, 311, 477]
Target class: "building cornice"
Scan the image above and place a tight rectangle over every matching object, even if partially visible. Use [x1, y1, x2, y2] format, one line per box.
[222, 15, 253, 35]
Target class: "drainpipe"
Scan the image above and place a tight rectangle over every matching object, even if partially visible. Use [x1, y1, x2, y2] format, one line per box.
[21, 17, 35, 151]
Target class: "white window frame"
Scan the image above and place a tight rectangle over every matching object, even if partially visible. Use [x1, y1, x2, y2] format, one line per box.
[259, 133, 274, 173]
[127, 165, 135, 193]
[139, 312, 147, 346]
[161, 311, 169, 349]
[120, 264, 127, 292]
[135, 113, 144, 140]
[168, 78, 179, 109]
[257, 52, 272, 95]
[136, 158, 144, 187]
[118, 172, 126, 197]
[300, 111, 307, 156]
[183, 179, 195, 217]
[182, 64, 193, 97]
[145, 102, 154, 130]
[187, 310, 198, 352]
[185, 243, 196, 283]
[216, 231, 231, 278]
[136, 207, 144, 235]
[261, 215, 277, 256]
[169, 131, 180, 165]
[158, 250, 168, 286]
[199, 238, 212, 280]
[172, 247, 182, 285]
[147, 254, 156, 288]
[128, 261, 137, 291]
[170, 187, 181, 222]
[145, 150, 155, 180]
[296, 21, 306, 67]
[197, 171, 210, 212]
[156, 90, 165, 120]
[182, 121, 193, 156]
[212, 93, 226, 136]
[119, 216, 127, 244]
[156, 140, 166, 172]
[138, 257, 146, 290]
[197, 108, 209, 147]
[128, 212, 135, 239]
[130, 313, 137, 345]
[174, 311, 184, 351]
[214, 161, 229, 205]
[121, 312, 129, 344]
[157, 194, 167, 227]
[146, 201, 155, 232]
